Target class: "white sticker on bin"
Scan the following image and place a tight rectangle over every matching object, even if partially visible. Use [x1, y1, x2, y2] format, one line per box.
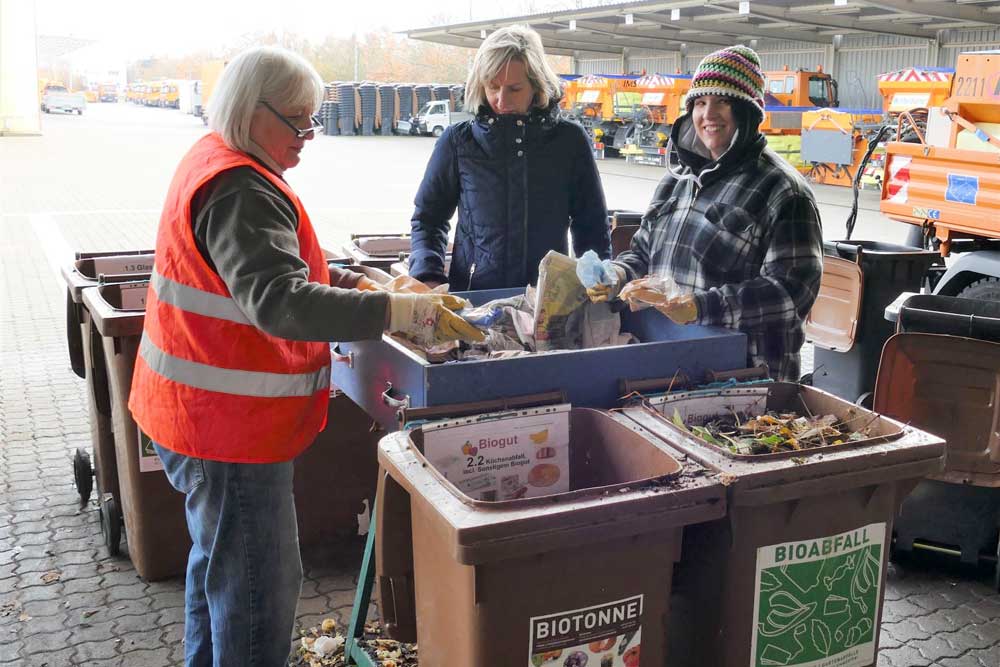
[529, 594, 643, 667]
[117, 283, 149, 311]
[138, 430, 164, 473]
[91, 255, 154, 277]
[421, 404, 571, 501]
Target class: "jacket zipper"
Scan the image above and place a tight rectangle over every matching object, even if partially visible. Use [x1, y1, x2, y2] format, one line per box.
[467, 262, 476, 291]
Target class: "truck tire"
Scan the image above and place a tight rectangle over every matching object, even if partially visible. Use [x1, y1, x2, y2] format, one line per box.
[432, 126, 444, 138]
[957, 277, 1000, 302]
[77, 109, 83, 115]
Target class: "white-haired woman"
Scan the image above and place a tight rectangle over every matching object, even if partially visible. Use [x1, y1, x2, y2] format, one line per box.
[408, 24, 611, 290]
[128, 46, 480, 666]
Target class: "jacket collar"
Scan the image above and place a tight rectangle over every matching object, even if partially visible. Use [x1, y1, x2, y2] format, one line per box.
[474, 100, 561, 130]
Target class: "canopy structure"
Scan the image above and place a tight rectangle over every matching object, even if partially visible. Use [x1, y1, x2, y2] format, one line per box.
[406, 0, 1000, 58]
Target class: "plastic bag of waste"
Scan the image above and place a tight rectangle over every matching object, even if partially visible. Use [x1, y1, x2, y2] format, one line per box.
[575, 249, 619, 290]
[534, 251, 589, 351]
[619, 275, 685, 311]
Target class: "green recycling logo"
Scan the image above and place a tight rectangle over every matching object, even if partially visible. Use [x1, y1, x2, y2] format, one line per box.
[752, 523, 886, 667]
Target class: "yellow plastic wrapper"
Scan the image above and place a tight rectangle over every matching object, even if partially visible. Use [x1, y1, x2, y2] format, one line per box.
[533, 251, 589, 351]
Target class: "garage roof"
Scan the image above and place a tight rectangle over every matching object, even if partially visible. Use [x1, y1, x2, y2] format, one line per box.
[405, 0, 1000, 57]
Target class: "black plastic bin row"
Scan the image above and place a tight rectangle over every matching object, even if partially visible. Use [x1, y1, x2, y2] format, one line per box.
[338, 83, 356, 136]
[395, 85, 413, 121]
[359, 84, 377, 136]
[379, 85, 396, 135]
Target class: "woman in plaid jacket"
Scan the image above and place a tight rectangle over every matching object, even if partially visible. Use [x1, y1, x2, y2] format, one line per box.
[595, 45, 823, 381]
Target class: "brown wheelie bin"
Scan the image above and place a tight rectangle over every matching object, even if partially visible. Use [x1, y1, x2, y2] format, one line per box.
[375, 404, 727, 667]
[62, 251, 153, 510]
[82, 280, 190, 580]
[624, 382, 945, 667]
[294, 263, 394, 545]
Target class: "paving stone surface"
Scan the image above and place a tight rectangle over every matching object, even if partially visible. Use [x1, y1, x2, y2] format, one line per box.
[1, 103, 996, 666]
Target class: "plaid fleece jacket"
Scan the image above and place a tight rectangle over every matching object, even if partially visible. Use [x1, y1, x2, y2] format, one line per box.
[614, 124, 823, 381]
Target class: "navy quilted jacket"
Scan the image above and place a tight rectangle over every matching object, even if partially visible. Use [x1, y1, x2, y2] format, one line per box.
[408, 104, 611, 290]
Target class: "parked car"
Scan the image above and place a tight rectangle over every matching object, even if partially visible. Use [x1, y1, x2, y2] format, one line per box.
[41, 84, 86, 115]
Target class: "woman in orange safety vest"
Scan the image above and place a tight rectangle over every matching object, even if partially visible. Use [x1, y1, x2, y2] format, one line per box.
[128, 46, 481, 667]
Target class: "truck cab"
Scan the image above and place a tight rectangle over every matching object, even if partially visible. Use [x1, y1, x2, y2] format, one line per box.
[412, 100, 472, 137]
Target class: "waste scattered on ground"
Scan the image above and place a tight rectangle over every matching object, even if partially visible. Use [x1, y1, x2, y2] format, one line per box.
[671, 408, 872, 455]
[290, 618, 418, 667]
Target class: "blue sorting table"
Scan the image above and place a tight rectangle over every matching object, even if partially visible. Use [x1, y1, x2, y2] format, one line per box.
[331, 287, 748, 430]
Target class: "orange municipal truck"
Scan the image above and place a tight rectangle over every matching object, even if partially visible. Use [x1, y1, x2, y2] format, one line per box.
[879, 50, 1000, 298]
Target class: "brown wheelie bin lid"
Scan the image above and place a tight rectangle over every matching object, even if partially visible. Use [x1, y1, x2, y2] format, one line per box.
[805, 254, 863, 352]
[874, 333, 1000, 485]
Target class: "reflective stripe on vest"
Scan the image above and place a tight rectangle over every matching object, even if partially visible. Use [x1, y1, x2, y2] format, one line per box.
[151, 269, 251, 325]
[139, 333, 330, 398]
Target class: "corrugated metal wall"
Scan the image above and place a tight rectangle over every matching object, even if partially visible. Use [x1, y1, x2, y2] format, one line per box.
[627, 49, 681, 75]
[576, 58, 622, 75]
[940, 27, 1000, 66]
[834, 35, 929, 109]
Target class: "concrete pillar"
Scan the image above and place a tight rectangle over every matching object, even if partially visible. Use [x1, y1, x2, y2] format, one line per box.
[0, 0, 42, 135]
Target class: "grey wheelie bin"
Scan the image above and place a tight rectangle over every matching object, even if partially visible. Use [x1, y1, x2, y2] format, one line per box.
[624, 382, 945, 667]
[62, 251, 153, 508]
[374, 401, 726, 667]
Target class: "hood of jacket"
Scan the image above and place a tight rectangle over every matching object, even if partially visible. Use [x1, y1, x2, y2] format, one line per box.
[666, 107, 767, 188]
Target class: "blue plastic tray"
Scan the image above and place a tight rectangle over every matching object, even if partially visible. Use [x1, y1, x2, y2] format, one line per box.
[331, 288, 747, 429]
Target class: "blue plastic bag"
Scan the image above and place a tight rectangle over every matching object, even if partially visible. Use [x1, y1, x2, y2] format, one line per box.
[575, 250, 617, 289]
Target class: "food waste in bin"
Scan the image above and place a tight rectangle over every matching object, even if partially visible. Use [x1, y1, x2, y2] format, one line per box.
[669, 404, 879, 455]
[655, 384, 903, 460]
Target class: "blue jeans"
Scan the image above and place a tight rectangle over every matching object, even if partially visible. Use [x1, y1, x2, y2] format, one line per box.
[154, 443, 302, 667]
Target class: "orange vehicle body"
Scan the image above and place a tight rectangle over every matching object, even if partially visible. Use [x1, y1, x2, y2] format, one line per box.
[877, 68, 955, 115]
[881, 51, 1000, 256]
[633, 73, 691, 127]
[801, 107, 883, 187]
[760, 67, 838, 135]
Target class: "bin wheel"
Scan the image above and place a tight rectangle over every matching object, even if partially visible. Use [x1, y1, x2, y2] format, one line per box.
[99, 496, 122, 557]
[73, 448, 93, 508]
[855, 392, 874, 410]
[799, 372, 814, 386]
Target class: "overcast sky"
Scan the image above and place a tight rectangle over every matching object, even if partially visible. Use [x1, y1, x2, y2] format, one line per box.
[36, 0, 603, 59]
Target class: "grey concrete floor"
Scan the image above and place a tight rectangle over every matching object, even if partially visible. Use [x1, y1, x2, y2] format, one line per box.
[1, 102, 997, 666]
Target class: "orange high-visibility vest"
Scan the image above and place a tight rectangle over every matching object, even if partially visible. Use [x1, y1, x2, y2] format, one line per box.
[129, 133, 332, 463]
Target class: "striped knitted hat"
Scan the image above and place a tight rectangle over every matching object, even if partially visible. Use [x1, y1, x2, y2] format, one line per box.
[685, 45, 765, 123]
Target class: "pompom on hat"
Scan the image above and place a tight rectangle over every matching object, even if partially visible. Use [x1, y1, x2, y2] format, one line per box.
[685, 44, 765, 124]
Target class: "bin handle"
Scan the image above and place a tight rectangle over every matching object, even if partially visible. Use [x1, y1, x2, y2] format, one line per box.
[381, 381, 410, 409]
[331, 344, 354, 369]
[831, 241, 863, 264]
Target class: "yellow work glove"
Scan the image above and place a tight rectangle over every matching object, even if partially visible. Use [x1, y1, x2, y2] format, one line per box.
[584, 264, 628, 303]
[655, 295, 699, 325]
[387, 293, 485, 346]
[355, 276, 385, 292]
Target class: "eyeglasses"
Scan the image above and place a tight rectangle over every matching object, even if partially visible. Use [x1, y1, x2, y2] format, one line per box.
[260, 100, 324, 139]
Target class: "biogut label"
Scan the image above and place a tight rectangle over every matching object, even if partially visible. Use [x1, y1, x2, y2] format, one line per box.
[751, 523, 886, 667]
